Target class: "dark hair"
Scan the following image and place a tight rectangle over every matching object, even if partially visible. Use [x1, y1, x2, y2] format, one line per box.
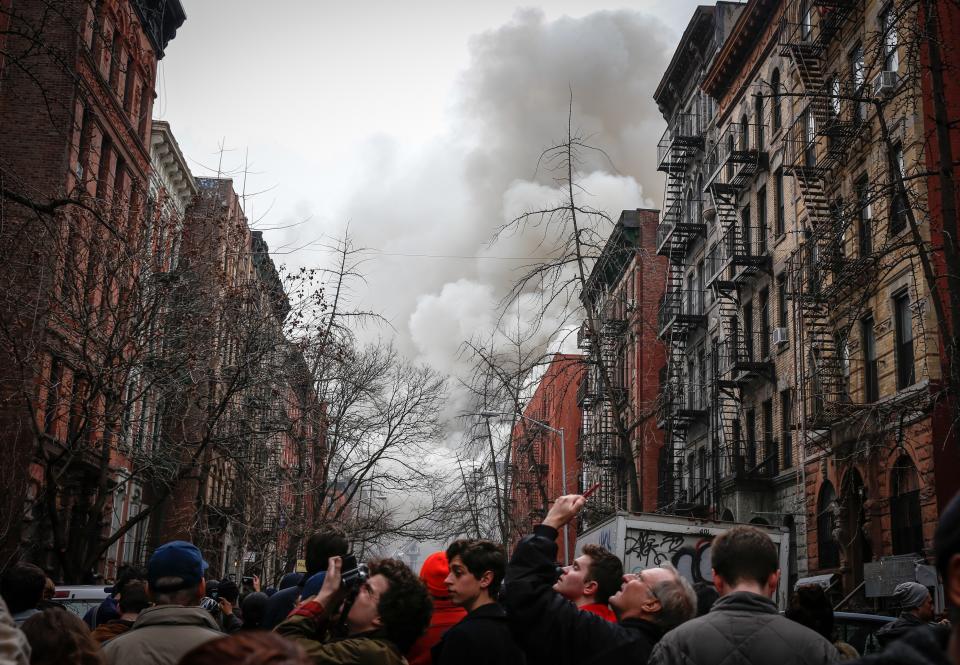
[219, 580, 240, 604]
[786, 585, 834, 640]
[112, 566, 146, 597]
[582, 544, 623, 605]
[369, 558, 432, 653]
[21, 608, 104, 665]
[178, 631, 310, 665]
[693, 581, 719, 617]
[240, 592, 269, 629]
[305, 528, 349, 575]
[118, 581, 151, 615]
[445, 539, 506, 597]
[1, 562, 47, 613]
[711, 526, 779, 587]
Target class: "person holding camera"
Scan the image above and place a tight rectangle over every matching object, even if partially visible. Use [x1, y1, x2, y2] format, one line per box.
[275, 555, 432, 665]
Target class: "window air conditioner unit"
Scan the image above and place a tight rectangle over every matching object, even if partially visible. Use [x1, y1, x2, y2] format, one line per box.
[873, 71, 898, 98]
[773, 327, 789, 345]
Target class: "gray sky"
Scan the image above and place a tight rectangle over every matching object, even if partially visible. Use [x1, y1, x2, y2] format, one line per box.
[157, 0, 706, 389]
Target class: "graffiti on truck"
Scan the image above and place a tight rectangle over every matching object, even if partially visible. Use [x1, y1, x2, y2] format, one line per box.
[624, 528, 715, 584]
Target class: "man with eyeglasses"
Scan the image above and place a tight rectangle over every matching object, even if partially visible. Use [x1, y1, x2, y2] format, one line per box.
[502, 494, 697, 665]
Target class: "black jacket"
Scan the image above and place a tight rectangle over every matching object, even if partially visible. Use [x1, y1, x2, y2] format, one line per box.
[501, 524, 663, 665]
[648, 591, 839, 665]
[874, 613, 932, 649]
[850, 625, 951, 665]
[261, 585, 301, 630]
[431, 602, 526, 665]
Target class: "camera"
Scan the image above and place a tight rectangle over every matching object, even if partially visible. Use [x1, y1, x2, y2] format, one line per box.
[340, 554, 369, 590]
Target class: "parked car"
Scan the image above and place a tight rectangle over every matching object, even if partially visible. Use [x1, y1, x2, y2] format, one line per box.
[834, 611, 896, 657]
[52, 585, 109, 619]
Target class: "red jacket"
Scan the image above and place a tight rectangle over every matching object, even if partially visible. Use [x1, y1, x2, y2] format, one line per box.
[406, 597, 467, 665]
[581, 602, 617, 622]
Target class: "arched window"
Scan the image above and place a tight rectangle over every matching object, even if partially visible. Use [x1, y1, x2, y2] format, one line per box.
[817, 481, 840, 568]
[891, 456, 924, 554]
[771, 69, 782, 131]
[755, 94, 764, 148]
[686, 188, 695, 224]
[696, 174, 704, 222]
[740, 114, 750, 150]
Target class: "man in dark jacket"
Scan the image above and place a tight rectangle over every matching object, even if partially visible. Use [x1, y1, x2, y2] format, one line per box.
[875, 582, 938, 648]
[850, 490, 960, 665]
[502, 494, 696, 665]
[262, 528, 348, 629]
[432, 538, 525, 665]
[648, 525, 838, 665]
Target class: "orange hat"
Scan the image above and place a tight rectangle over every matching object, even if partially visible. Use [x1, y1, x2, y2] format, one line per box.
[419, 551, 451, 599]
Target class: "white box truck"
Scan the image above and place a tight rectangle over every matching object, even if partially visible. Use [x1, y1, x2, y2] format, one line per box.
[576, 512, 791, 609]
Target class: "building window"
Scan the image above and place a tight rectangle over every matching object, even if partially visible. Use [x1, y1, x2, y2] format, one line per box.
[745, 409, 757, 469]
[755, 94, 764, 148]
[856, 174, 873, 256]
[762, 399, 776, 474]
[775, 169, 785, 236]
[891, 456, 924, 555]
[44, 357, 63, 435]
[759, 288, 770, 358]
[881, 5, 900, 72]
[781, 389, 793, 469]
[862, 315, 879, 402]
[829, 75, 841, 117]
[801, 1, 813, 40]
[771, 69, 782, 131]
[741, 204, 752, 255]
[849, 43, 867, 121]
[743, 300, 754, 361]
[757, 185, 768, 247]
[817, 481, 841, 568]
[890, 144, 909, 235]
[698, 448, 708, 499]
[777, 273, 788, 330]
[894, 291, 915, 390]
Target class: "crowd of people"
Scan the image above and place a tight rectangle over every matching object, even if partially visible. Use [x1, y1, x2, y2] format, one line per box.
[0, 490, 958, 665]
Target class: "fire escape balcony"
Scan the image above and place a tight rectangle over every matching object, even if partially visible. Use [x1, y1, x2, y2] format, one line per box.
[725, 449, 778, 489]
[657, 113, 705, 174]
[705, 225, 771, 290]
[662, 380, 710, 428]
[577, 374, 627, 406]
[656, 198, 707, 259]
[783, 92, 865, 180]
[705, 123, 768, 194]
[779, 0, 858, 78]
[716, 332, 774, 385]
[658, 288, 706, 339]
[601, 297, 629, 337]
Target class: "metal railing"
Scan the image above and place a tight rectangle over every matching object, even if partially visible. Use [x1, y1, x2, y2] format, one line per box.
[657, 113, 705, 171]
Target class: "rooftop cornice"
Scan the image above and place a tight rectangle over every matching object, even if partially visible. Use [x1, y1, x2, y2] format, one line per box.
[132, 0, 186, 59]
[151, 120, 197, 208]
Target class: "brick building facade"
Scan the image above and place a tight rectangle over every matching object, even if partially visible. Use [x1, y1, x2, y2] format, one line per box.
[509, 352, 583, 562]
[578, 208, 667, 528]
[657, 0, 960, 603]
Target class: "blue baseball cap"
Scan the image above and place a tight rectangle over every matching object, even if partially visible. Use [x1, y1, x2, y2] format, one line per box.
[148, 541, 209, 590]
[302, 571, 327, 598]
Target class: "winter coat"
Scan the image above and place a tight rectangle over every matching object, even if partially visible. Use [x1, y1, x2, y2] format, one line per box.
[90, 618, 134, 644]
[648, 591, 840, 665]
[501, 524, 663, 665]
[431, 602, 526, 665]
[406, 596, 466, 665]
[0, 597, 30, 665]
[874, 612, 928, 648]
[100, 605, 222, 665]
[262, 584, 302, 630]
[848, 625, 951, 665]
[275, 598, 406, 665]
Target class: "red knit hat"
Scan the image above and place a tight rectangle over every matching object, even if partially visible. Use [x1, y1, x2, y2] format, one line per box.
[419, 551, 451, 599]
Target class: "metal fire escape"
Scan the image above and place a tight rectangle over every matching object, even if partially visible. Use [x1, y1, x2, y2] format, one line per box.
[655, 112, 706, 508]
[703, 120, 773, 481]
[577, 297, 628, 514]
[780, 0, 867, 430]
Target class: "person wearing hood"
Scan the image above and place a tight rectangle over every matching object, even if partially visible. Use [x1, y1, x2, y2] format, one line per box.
[406, 552, 467, 665]
[875, 582, 938, 649]
[101, 541, 222, 665]
[851, 490, 960, 665]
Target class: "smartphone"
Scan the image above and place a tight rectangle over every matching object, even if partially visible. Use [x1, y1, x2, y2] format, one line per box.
[242, 576, 254, 585]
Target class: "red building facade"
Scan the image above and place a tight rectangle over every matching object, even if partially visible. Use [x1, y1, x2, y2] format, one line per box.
[509, 353, 583, 562]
